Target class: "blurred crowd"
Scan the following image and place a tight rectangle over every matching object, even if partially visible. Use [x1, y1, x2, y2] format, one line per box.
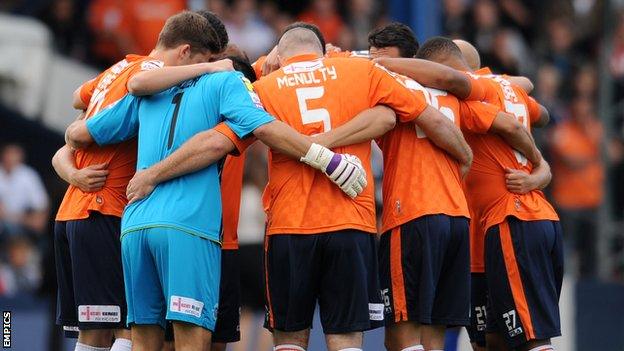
[0, 0, 623, 297]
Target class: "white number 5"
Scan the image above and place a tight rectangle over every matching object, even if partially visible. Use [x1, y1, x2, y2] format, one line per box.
[296, 87, 331, 134]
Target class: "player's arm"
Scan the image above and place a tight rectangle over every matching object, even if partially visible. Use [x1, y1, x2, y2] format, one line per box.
[489, 111, 542, 166]
[66, 94, 140, 149]
[505, 158, 552, 194]
[52, 145, 109, 192]
[368, 62, 473, 174]
[415, 106, 473, 175]
[72, 86, 87, 110]
[373, 57, 477, 99]
[126, 128, 237, 203]
[127, 59, 234, 96]
[65, 120, 93, 149]
[532, 104, 550, 128]
[507, 76, 534, 93]
[313, 106, 396, 148]
[461, 100, 542, 166]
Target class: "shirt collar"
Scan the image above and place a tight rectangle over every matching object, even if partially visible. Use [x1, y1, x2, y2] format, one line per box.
[283, 53, 322, 66]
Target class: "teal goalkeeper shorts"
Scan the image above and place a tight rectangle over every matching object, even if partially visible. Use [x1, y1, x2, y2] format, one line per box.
[121, 227, 221, 331]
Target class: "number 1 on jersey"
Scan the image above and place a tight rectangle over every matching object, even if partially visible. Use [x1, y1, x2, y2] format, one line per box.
[168, 92, 184, 149]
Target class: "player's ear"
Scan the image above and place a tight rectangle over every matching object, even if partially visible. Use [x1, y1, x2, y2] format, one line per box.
[178, 44, 192, 61]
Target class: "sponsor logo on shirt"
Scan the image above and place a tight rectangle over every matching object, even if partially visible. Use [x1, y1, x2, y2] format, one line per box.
[170, 295, 204, 318]
[78, 305, 121, 323]
[141, 60, 165, 71]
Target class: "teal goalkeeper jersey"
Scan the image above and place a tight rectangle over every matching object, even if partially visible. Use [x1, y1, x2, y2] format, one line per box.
[86, 71, 274, 242]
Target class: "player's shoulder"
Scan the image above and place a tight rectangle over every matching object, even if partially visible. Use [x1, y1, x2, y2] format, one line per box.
[323, 56, 371, 67]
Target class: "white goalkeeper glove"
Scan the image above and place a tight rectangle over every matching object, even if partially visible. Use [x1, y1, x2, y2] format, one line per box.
[300, 143, 368, 198]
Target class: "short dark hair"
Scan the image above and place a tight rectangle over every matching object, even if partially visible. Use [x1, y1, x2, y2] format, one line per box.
[228, 56, 257, 83]
[416, 36, 463, 61]
[195, 10, 229, 53]
[368, 22, 419, 58]
[282, 22, 326, 54]
[157, 11, 220, 54]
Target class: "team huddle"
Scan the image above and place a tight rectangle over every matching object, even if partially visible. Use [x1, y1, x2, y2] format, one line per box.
[51, 9, 563, 351]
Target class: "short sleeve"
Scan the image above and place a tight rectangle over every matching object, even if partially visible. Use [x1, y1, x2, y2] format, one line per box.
[217, 72, 275, 138]
[86, 94, 140, 145]
[368, 63, 428, 123]
[464, 73, 486, 101]
[79, 73, 103, 105]
[213, 122, 257, 155]
[252, 56, 266, 79]
[459, 101, 499, 134]
[526, 96, 542, 124]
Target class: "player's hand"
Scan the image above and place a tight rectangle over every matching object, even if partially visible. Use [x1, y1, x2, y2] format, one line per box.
[505, 168, 537, 194]
[126, 169, 156, 204]
[325, 154, 368, 198]
[262, 46, 280, 76]
[325, 43, 342, 54]
[70, 163, 109, 192]
[204, 59, 234, 73]
[300, 143, 367, 198]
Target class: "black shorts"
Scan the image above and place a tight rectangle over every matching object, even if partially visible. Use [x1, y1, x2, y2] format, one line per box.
[54, 212, 127, 332]
[164, 249, 241, 343]
[379, 215, 470, 326]
[484, 217, 564, 348]
[239, 243, 265, 311]
[264, 230, 383, 334]
[466, 273, 487, 347]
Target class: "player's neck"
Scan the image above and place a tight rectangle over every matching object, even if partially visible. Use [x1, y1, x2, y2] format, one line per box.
[148, 49, 167, 63]
[445, 57, 471, 72]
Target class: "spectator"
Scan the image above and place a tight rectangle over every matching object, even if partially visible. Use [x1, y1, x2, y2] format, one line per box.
[122, 0, 187, 55]
[0, 144, 49, 237]
[541, 16, 579, 81]
[298, 0, 344, 44]
[442, 0, 471, 38]
[346, 0, 376, 49]
[87, 0, 132, 67]
[88, 0, 186, 66]
[38, 0, 87, 58]
[0, 236, 42, 296]
[225, 0, 276, 60]
[551, 96, 604, 278]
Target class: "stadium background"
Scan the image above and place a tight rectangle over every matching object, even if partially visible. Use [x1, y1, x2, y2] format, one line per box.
[0, 0, 623, 349]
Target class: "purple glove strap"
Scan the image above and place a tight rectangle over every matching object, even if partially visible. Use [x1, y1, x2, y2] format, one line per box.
[325, 154, 343, 174]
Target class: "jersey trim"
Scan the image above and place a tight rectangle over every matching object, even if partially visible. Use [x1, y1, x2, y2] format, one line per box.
[121, 223, 221, 246]
[266, 222, 377, 236]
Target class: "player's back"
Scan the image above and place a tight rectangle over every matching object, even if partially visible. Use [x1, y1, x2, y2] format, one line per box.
[379, 77, 469, 233]
[56, 55, 161, 221]
[254, 55, 419, 235]
[464, 72, 558, 257]
[115, 71, 264, 243]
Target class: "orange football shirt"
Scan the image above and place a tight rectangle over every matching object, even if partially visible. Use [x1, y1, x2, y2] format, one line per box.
[253, 54, 427, 235]
[252, 51, 353, 79]
[213, 123, 257, 250]
[56, 55, 163, 221]
[379, 76, 500, 233]
[551, 119, 604, 209]
[121, 0, 186, 55]
[465, 68, 559, 272]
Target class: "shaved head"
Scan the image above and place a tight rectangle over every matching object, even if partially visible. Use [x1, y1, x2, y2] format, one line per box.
[453, 39, 481, 71]
[277, 27, 323, 61]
